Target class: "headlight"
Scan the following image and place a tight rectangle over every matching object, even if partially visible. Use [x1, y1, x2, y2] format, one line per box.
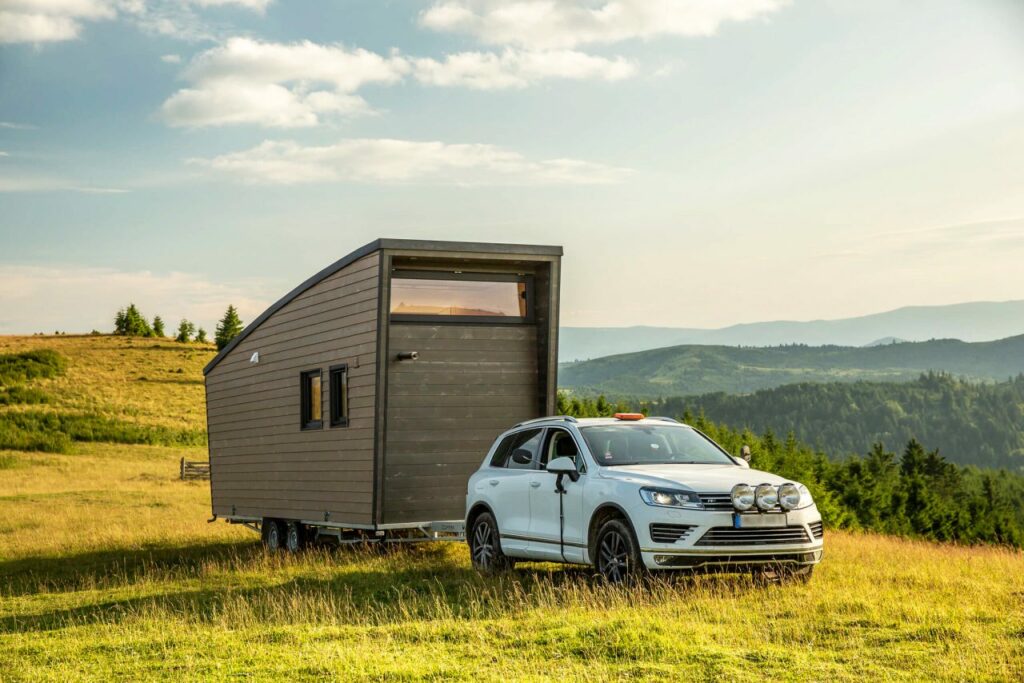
[778, 482, 800, 510]
[755, 483, 778, 510]
[731, 483, 755, 511]
[639, 487, 703, 509]
[798, 484, 814, 509]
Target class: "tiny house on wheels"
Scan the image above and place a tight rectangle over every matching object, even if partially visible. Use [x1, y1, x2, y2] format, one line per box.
[203, 238, 562, 548]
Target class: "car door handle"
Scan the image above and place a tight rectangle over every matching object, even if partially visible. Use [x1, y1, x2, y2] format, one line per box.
[489, 479, 499, 486]
[530, 481, 541, 488]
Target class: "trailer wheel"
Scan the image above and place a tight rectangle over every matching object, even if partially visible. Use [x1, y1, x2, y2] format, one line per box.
[285, 521, 306, 553]
[469, 512, 514, 573]
[261, 518, 284, 552]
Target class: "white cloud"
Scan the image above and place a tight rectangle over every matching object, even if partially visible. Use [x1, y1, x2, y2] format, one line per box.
[0, 121, 36, 130]
[0, 172, 128, 193]
[160, 38, 644, 127]
[420, 0, 789, 49]
[189, 0, 270, 11]
[160, 38, 409, 128]
[0, 0, 270, 45]
[0, 0, 117, 44]
[160, 53, 181, 63]
[413, 48, 635, 89]
[0, 264, 271, 334]
[191, 138, 632, 185]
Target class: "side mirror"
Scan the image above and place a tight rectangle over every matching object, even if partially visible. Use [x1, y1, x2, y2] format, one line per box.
[511, 448, 533, 465]
[547, 456, 580, 482]
[732, 457, 750, 469]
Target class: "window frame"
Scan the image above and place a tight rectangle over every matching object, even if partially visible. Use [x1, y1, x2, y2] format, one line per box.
[389, 269, 535, 325]
[329, 363, 349, 428]
[540, 428, 587, 474]
[299, 369, 323, 431]
[489, 428, 544, 469]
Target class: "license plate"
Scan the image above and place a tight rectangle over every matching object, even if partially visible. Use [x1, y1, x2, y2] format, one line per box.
[734, 513, 788, 528]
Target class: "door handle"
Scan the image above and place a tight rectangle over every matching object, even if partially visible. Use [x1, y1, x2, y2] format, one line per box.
[489, 479, 499, 486]
[530, 481, 541, 488]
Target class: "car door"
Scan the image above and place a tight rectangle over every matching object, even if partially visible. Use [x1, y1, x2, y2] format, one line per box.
[527, 428, 588, 562]
[483, 428, 544, 556]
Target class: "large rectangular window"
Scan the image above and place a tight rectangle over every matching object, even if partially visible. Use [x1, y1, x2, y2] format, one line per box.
[390, 271, 531, 323]
[329, 364, 349, 427]
[299, 369, 322, 430]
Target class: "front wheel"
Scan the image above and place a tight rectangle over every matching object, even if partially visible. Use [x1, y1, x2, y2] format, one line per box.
[469, 512, 514, 573]
[594, 518, 643, 583]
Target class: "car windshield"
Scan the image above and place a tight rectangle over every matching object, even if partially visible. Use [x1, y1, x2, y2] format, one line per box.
[579, 424, 735, 466]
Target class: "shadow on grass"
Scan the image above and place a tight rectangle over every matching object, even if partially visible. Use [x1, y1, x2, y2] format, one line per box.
[1, 540, 753, 634]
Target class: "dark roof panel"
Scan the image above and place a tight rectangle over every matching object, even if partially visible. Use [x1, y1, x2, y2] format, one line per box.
[203, 238, 562, 375]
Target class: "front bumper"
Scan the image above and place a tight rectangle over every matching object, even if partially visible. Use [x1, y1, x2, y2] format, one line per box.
[630, 504, 824, 571]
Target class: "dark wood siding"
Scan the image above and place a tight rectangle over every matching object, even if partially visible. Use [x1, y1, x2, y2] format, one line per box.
[382, 323, 539, 523]
[205, 253, 379, 525]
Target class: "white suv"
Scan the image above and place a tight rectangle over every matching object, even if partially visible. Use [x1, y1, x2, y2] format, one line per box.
[465, 414, 823, 582]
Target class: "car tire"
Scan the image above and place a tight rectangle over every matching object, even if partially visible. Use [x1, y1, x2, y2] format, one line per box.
[594, 518, 643, 584]
[284, 521, 306, 553]
[469, 512, 514, 573]
[261, 518, 284, 552]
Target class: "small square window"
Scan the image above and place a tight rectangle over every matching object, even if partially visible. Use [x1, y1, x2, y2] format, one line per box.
[300, 369, 322, 430]
[329, 364, 349, 427]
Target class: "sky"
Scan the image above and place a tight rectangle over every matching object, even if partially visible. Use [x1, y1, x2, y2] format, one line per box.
[1, 0, 1023, 334]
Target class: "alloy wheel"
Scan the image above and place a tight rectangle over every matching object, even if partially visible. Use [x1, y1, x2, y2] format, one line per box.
[598, 530, 629, 582]
[472, 520, 494, 569]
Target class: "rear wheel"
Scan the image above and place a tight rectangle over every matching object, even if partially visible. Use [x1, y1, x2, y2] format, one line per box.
[284, 521, 306, 553]
[594, 518, 643, 583]
[261, 518, 284, 552]
[469, 512, 514, 573]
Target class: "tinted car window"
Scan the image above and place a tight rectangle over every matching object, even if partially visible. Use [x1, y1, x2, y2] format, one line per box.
[490, 429, 544, 469]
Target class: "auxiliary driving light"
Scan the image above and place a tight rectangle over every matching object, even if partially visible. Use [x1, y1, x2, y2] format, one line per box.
[778, 482, 801, 510]
[754, 483, 779, 511]
[731, 483, 755, 511]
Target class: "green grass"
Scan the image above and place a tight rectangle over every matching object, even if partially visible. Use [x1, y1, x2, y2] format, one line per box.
[0, 335, 1022, 680]
[0, 336, 213, 453]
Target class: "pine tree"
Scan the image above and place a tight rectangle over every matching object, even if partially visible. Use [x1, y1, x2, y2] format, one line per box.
[152, 316, 165, 338]
[196, 327, 208, 344]
[175, 319, 196, 343]
[215, 305, 244, 351]
[114, 308, 127, 335]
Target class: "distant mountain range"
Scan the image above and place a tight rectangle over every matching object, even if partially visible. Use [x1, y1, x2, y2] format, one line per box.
[558, 334, 1024, 397]
[560, 300, 1024, 361]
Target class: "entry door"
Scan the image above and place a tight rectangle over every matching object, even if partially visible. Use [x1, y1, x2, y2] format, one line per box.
[382, 323, 540, 524]
[527, 428, 587, 562]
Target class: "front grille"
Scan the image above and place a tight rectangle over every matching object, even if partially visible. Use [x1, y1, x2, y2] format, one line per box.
[809, 521, 824, 539]
[649, 523, 696, 543]
[695, 526, 811, 546]
[698, 494, 735, 511]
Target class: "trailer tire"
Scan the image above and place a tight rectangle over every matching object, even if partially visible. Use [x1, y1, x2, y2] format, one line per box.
[262, 518, 284, 552]
[285, 521, 306, 553]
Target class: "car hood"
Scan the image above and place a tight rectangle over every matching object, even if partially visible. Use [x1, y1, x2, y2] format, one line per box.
[597, 463, 796, 492]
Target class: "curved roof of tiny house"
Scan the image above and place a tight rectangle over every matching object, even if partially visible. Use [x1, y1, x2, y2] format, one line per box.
[203, 238, 564, 375]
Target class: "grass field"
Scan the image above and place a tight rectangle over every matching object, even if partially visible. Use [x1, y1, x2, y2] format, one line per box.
[1, 336, 1023, 681]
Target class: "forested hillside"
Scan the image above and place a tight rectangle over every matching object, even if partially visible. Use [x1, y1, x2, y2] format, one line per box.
[559, 393, 1024, 548]
[633, 373, 1024, 471]
[559, 334, 1024, 395]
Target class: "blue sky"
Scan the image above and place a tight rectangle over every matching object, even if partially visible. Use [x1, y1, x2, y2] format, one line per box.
[1, 0, 1023, 334]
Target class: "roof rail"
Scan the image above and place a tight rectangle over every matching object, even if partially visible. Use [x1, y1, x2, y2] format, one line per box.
[646, 416, 681, 424]
[513, 415, 579, 428]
